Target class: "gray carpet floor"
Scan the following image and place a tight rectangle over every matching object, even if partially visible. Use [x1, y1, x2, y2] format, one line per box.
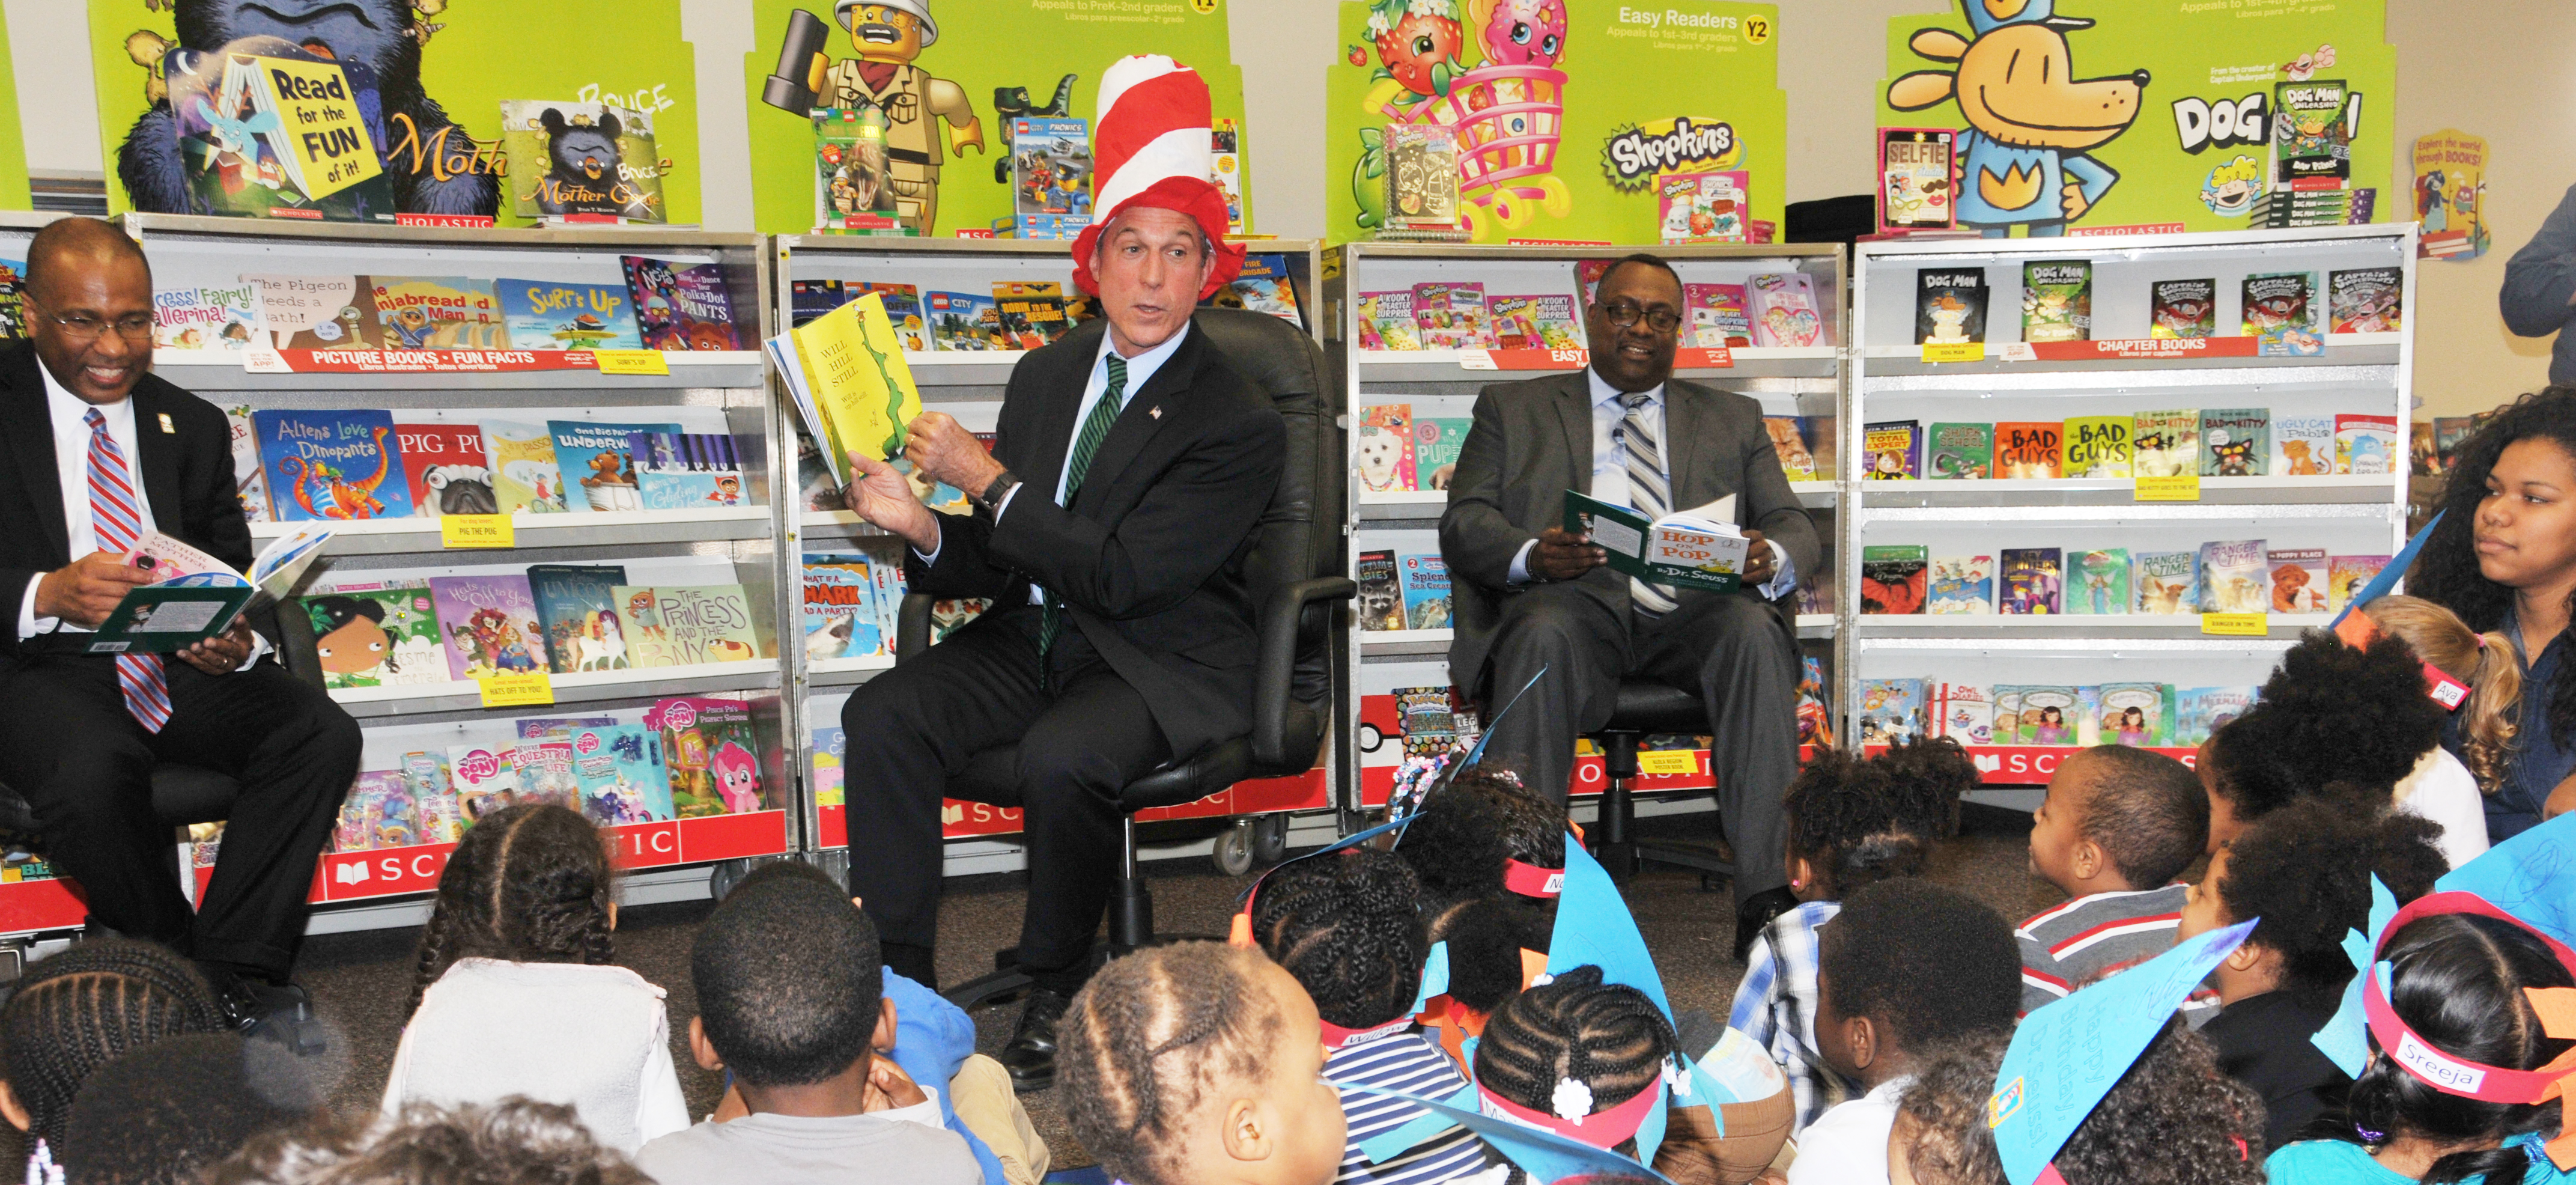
[242, 802, 2077, 1172]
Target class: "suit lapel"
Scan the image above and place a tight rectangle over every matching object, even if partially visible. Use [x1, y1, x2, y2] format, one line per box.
[1553, 372, 1593, 491]
[1019, 324, 1099, 510]
[1, 346, 67, 563]
[1071, 323, 1202, 514]
[1662, 382, 1710, 514]
[129, 383, 183, 535]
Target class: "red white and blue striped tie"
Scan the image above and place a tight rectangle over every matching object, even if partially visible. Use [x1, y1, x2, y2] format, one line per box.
[84, 409, 171, 733]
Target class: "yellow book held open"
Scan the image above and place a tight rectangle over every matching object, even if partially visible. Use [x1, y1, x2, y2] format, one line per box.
[767, 291, 923, 488]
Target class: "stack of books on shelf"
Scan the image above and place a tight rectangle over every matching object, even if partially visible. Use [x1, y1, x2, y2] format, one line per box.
[154, 258, 744, 357]
[789, 252, 1304, 352]
[1356, 404, 1831, 493]
[1910, 261, 2399, 353]
[1861, 542, 2386, 617]
[232, 409, 747, 524]
[298, 566, 763, 690]
[1859, 679, 2260, 750]
[1355, 261, 1831, 354]
[329, 695, 778, 856]
[1862, 408, 2396, 481]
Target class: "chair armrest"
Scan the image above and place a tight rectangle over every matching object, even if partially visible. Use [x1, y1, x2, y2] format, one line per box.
[1253, 576, 1355, 769]
[895, 593, 935, 663]
[272, 600, 327, 692]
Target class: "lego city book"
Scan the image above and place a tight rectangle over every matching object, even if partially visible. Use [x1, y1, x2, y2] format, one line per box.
[32, 525, 333, 656]
[1563, 490, 1750, 594]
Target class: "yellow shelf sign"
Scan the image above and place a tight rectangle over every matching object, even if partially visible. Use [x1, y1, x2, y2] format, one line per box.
[593, 349, 672, 376]
[440, 514, 515, 549]
[477, 672, 554, 708]
[1637, 749, 1700, 776]
[2201, 612, 2268, 637]
[1920, 341, 1984, 363]
[2134, 474, 2202, 502]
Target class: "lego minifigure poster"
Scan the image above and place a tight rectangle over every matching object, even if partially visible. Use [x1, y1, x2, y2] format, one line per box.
[1874, 0, 2395, 238]
[743, 0, 1246, 237]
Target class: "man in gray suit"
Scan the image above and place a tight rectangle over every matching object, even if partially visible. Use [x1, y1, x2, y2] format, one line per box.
[1439, 252, 1818, 952]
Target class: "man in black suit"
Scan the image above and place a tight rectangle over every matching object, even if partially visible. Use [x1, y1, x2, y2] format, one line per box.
[837, 199, 1283, 1087]
[1439, 253, 1821, 957]
[0, 219, 359, 1017]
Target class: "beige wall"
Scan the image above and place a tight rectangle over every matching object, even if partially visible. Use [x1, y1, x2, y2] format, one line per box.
[13, 0, 2566, 413]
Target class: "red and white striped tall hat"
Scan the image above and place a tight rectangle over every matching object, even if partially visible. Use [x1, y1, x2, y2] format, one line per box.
[1071, 54, 1244, 299]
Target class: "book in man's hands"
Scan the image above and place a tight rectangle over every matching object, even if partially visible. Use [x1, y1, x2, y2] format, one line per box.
[43, 526, 333, 654]
[767, 290, 924, 490]
[1563, 490, 1749, 594]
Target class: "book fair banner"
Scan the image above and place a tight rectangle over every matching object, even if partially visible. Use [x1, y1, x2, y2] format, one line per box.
[1872, 0, 2393, 238]
[740, 0, 1247, 238]
[88, 0, 705, 226]
[1325, 0, 1786, 246]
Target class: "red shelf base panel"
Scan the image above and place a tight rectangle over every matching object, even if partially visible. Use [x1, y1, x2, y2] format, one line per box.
[1862, 744, 2199, 785]
[816, 768, 1331, 850]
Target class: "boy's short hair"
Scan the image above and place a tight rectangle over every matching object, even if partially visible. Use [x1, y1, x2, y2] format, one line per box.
[64, 1032, 320, 1185]
[209, 1100, 651, 1185]
[1895, 1029, 2013, 1185]
[691, 861, 882, 1088]
[1059, 943, 1287, 1185]
[2066, 746, 2209, 887]
[1251, 847, 1426, 1029]
[1818, 880, 2019, 1052]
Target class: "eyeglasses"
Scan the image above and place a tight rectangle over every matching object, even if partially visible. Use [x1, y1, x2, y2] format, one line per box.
[44, 312, 155, 343]
[1599, 301, 1683, 335]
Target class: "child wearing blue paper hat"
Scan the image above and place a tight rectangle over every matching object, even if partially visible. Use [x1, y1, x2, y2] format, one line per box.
[1789, 879, 2020, 1185]
[2268, 903, 2576, 1184]
[1474, 964, 1710, 1180]
[1730, 739, 1977, 1136]
[2175, 799, 2446, 1154]
[1248, 848, 1496, 1185]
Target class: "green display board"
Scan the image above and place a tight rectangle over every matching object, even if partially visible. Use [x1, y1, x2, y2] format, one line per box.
[741, 0, 1245, 237]
[1874, 0, 2393, 236]
[0, 10, 28, 212]
[88, 0, 703, 225]
[1324, 0, 1785, 246]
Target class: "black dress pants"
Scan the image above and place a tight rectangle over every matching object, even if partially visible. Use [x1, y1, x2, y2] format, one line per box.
[1474, 583, 1800, 906]
[0, 654, 360, 981]
[840, 606, 1171, 978]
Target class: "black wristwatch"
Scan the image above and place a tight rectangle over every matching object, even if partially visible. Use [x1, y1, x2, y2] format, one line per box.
[974, 470, 1021, 516]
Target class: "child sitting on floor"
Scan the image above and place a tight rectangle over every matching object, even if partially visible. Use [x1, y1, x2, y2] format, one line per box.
[637, 860, 979, 1184]
[1057, 942, 1347, 1185]
[1787, 879, 2020, 1185]
[1396, 766, 1566, 941]
[61, 1031, 320, 1185]
[1474, 964, 1715, 1183]
[2355, 594, 2521, 868]
[2018, 745, 2211, 1017]
[215, 1099, 651, 1185]
[1887, 1019, 2265, 1185]
[2267, 907, 2576, 1184]
[2177, 799, 2447, 1152]
[0, 938, 228, 1162]
[2199, 632, 2450, 851]
[381, 803, 688, 1153]
[1250, 847, 1493, 1185]
[1729, 737, 1976, 1135]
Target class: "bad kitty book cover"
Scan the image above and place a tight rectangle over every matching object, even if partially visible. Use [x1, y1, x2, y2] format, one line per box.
[568, 723, 673, 826]
[427, 575, 545, 680]
[2201, 409, 2271, 477]
[2133, 410, 2202, 478]
[302, 586, 443, 689]
[527, 564, 630, 674]
[252, 409, 413, 521]
[394, 423, 495, 518]
[623, 257, 741, 352]
[651, 696, 768, 817]
[497, 279, 642, 350]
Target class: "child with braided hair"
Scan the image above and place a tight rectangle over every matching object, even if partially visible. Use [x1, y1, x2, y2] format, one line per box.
[1250, 847, 1493, 1185]
[1472, 964, 1724, 1183]
[1057, 942, 1347, 1185]
[380, 803, 687, 1153]
[1728, 738, 1977, 1136]
[0, 937, 227, 1162]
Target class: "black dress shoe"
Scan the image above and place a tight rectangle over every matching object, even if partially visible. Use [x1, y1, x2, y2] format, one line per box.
[216, 976, 327, 1057]
[998, 987, 1072, 1093]
[1733, 886, 1801, 964]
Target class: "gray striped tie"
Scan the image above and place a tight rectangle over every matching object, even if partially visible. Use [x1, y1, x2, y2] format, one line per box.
[1620, 392, 1679, 615]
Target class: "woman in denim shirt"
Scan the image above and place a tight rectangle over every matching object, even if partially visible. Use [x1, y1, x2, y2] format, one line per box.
[2413, 388, 2576, 840]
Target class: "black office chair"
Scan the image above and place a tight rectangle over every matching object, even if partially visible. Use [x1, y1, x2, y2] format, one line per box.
[888, 306, 1350, 1010]
[1585, 678, 1736, 888]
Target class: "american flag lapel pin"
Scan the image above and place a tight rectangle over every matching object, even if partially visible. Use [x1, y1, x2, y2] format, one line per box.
[157, 413, 175, 434]
[1148, 406, 1161, 419]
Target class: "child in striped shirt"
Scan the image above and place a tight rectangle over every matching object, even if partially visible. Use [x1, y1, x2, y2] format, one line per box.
[1250, 848, 1496, 1185]
[2018, 746, 2211, 1017]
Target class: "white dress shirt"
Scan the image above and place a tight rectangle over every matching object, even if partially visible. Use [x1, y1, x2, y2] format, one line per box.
[17, 363, 266, 668]
[1507, 367, 1799, 600]
[919, 322, 1193, 608]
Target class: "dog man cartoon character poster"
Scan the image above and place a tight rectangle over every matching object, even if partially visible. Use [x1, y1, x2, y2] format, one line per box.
[1326, 0, 1785, 246]
[741, 1, 1245, 236]
[89, 0, 703, 227]
[1877, 0, 2393, 237]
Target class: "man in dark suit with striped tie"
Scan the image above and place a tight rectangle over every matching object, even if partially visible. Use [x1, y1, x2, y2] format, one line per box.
[1439, 252, 1821, 958]
[0, 219, 359, 1022]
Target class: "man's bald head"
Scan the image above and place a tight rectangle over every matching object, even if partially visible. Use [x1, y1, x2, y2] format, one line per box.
[25, 218, 150, 303]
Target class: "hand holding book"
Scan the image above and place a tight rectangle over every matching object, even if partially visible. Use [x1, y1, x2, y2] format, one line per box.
[843, 451, 940, 555]
[34, 550, 156, 627]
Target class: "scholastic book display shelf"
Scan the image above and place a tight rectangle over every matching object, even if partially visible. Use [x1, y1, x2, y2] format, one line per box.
[0, 216, 795, 940]
[1846, 224, 2417, 785]
[770, 235, 1335, 879]
[1329, 242, 1846, 810]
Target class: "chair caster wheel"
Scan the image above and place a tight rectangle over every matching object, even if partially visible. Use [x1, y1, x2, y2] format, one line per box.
[1214, 821, 1255, 877]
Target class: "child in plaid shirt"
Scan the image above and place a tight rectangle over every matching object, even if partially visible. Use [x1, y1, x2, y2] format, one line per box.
[1725, 738, 1978, 1135]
